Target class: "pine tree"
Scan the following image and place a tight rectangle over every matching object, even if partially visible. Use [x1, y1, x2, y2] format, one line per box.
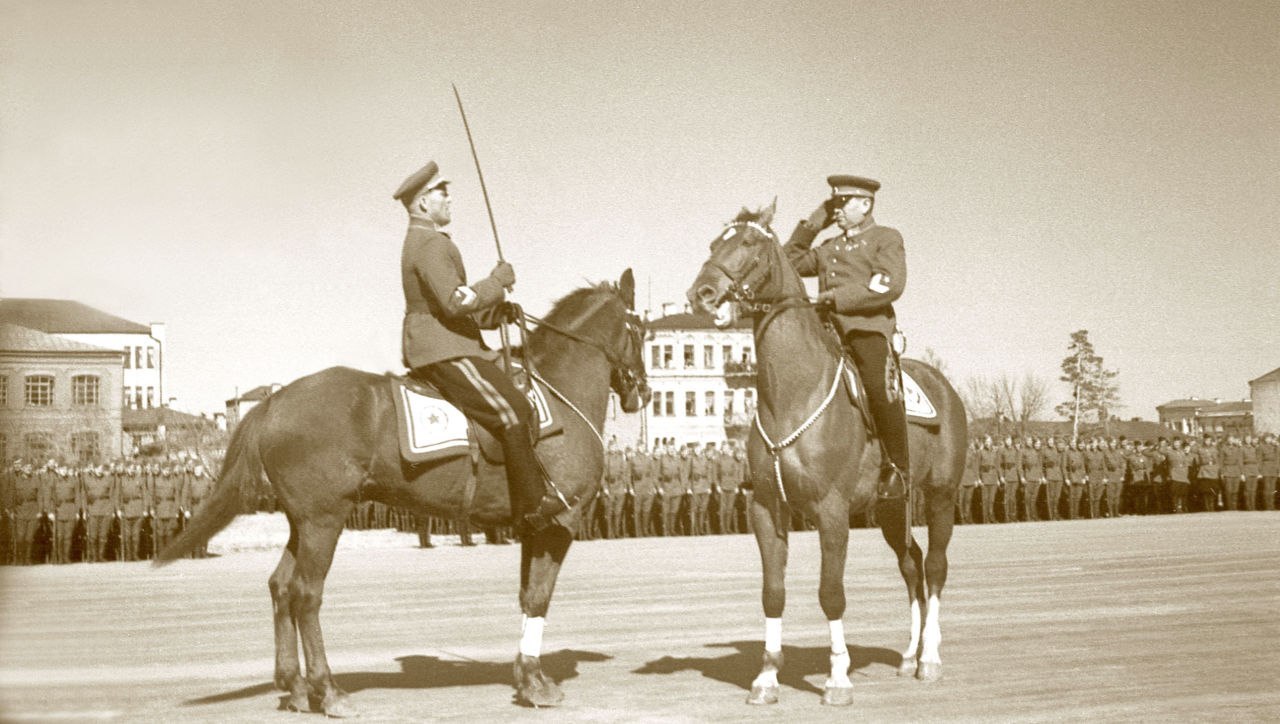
[1055, 330, 1121, 440]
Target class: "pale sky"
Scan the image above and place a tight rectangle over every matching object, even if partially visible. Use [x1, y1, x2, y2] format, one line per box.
[2, 0, 1277, 417]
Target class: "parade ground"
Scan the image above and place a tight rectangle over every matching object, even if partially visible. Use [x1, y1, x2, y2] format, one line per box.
[1, 513, 1277, 722]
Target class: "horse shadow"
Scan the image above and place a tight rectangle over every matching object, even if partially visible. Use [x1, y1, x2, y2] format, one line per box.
[183, 648, 611, 707]
[633, 640, 901, 694]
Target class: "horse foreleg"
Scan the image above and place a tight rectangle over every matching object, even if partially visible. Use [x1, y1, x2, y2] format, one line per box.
[514, 525, 573, 708]
[269, 528, 306, 711]
[816, 494, 853, 706]
[876, 497, 925, 678]
[918, 484, 956, 681]
[747, 497, 788, 705]
[289, 517, 354, 718]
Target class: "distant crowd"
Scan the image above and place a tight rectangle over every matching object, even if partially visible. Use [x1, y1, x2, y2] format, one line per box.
[4, 431, 1275, 562]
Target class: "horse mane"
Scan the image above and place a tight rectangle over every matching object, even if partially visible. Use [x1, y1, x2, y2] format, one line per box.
[526, 280, 621, 355]
[734, 206, 766, 223]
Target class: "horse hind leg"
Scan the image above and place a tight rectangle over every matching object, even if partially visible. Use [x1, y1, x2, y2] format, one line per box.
[269, 527, 307, 711]
[876, 496, 925, 678]
[288, 515, 354, 718]
[746, 497, 788, 706]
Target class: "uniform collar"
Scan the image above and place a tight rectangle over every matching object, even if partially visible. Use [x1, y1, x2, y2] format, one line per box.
[842, 215, 877, 238]
[408, 217, 438, 232]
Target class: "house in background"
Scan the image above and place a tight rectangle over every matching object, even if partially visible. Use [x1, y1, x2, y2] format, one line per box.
[0, 323, 125, 463]
[225, 384, 281, 432]
[1249, 367, 1280, 435]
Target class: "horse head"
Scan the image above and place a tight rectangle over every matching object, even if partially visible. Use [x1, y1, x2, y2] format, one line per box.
[533, 268, 651, 413]
[687, 200, 794, 323]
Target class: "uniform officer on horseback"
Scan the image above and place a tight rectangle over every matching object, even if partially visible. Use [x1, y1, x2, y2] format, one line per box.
[783, 174, 910, 499]
[394, 160, 568, 537]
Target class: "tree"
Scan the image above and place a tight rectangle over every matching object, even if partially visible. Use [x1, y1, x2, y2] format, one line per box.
[920, 346, 949, 376]
[1055, 329, 1121, 440]
[959, 371, 1051, 437]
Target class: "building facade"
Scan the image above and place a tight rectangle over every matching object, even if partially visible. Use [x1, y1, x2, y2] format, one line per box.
[0, 299, 165, 410]
[225, 384, 282, 431]
[639, 311, 756, 450]
[1157, 396, 1256, 438]
[0, 323, 125, 463]
[1249, 367, 1280, 435]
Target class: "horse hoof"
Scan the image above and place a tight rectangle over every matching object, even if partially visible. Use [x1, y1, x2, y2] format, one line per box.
[746, 685, 779, 705]
[279, 692, 309, 713]
[322, 694, 359, 719]
[821, 685, 853, 706]
[517, 674, 564, 708]
[897, 658, 918, 677]
[916, 661, 942, 682]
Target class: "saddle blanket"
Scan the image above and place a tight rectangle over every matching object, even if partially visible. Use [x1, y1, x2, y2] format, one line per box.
[843, 365, 939, 425]
[391, 372, 560, 464]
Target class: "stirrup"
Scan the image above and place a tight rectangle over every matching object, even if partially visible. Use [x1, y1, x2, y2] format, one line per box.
[516, 492, 576, 539]
[877, 464, 908, 500]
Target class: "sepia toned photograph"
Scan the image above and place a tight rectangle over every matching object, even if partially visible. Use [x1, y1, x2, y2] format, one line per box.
[1, 1, 1277, 721]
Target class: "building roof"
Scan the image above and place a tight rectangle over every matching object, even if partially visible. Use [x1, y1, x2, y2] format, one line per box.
[0, 323, 122, 355]
[1249, 366, 1280, 385]
[123, 407, 214, 431]
[226, 384, 278, 405]
[1197, 400, 1252, 417]
[0, 298, 150, 334]
[647, 311, 752, 331]
[1156, 398, 1210, 411]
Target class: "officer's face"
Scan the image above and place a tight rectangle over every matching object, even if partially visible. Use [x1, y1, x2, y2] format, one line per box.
[834, 195, 872, 230]
[420, 186, 451, 226]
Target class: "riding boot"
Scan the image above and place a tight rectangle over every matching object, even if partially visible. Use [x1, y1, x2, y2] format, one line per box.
[501, 425, 573, 539]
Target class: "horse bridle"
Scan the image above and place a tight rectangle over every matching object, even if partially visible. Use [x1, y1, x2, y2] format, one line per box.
[708, 221, 816, 328]
[519, 297, 648, 400]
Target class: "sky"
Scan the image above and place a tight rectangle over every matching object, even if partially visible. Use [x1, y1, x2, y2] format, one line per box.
[2, 0, 1277, 418]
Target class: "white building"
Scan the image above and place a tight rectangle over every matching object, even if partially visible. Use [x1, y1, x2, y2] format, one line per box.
[638, 309, 756, 450]
[1248, 367, 1280, 435]
[0, 299, 165, 410]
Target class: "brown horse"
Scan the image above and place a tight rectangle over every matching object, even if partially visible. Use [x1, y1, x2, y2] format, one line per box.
[156, 270, 649, 716]
[686, 204, 967, 705]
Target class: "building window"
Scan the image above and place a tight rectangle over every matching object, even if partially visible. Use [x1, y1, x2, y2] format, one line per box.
[650, 345, 661, 370]
[722, 345, 732, 368]
[146, 386, 155, 409]
[25, 375, 54, 407]
[704, 391, 715, 416]
[70, 432, 100, 465]
[123, 386, 133, 409]
[0, 432, 7, 462]
[744, 388, 755, 412]
[134, 346, 143, 368]
[724, 391, 735, 417]
[685, 391, 696, 416]
[0, 375, 6, 406]
[703, 345, 714, 368]
[664, 391, 674, 417]
[741, 347, 753, 364]
[652, 392, 663, 417]
[683, 345, 694, 368]
[73, 375, 100, 406]
[123, 347, 132, 369]
[147, 347, 157, 369]
[134, 388, 144, 410]
[24, 432, 53, 462]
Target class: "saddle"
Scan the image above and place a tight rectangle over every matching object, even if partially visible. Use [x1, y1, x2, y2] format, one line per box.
[389, 362, 563, 466]
[818, 322, 940, 428]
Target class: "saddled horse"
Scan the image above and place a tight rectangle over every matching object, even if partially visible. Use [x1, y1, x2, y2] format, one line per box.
[157, 270, 649, 716]
[686, 204, 967, 705]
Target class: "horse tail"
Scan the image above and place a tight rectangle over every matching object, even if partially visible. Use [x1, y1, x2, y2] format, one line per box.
[153, 400, 269, 566]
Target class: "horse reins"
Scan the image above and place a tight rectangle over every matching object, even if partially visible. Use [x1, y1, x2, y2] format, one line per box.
[754, 356, 848, 504]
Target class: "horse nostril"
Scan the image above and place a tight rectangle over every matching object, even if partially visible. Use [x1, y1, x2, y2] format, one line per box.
[697, 285, 717, 303]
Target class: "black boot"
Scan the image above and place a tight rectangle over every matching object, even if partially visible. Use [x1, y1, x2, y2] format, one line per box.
[877, 463, 908, 500]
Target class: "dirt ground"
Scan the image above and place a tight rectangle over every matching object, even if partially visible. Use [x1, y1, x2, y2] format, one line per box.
[1, 512, 1277, 722]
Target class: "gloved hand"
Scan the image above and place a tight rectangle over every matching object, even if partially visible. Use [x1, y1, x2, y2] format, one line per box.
[806, 202, 834, 230]
[491, 261, 516, 288]
[500, 301, 523, 324]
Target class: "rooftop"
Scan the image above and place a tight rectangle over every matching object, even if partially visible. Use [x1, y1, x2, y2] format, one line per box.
[0, 323, 122, 355]
[0, 299, 151, 335]
[647, 311, 752, 331]
[1249, 366, 1280, 386]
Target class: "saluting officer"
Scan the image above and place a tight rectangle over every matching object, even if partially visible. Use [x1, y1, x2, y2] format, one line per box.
[395, 160, 566, 538]
[783, 174, 910, 500]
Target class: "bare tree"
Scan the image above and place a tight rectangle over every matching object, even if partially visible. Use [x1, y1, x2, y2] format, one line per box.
[959, 374, 998, 422]
[920, 346, 949, 376]
[1018, 372, 1051, 427]
[960, 371, 1051, 436]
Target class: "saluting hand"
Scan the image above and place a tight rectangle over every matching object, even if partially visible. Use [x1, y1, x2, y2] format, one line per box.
[807, 202, 834, 230]
[491, 261, 516, 288]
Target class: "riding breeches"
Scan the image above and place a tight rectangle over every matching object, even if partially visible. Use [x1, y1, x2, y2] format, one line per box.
[411, 356, 545, 512]
[843, 330, 909, 473]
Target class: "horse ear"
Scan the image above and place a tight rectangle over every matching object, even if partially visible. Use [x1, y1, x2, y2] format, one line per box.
[619, 268, 636, 310]
[760, 197, 777, 227]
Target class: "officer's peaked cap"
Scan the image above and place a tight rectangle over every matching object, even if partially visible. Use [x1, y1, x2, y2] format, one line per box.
[394, 161, 449, 206]
[828, 174, 880, 198]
